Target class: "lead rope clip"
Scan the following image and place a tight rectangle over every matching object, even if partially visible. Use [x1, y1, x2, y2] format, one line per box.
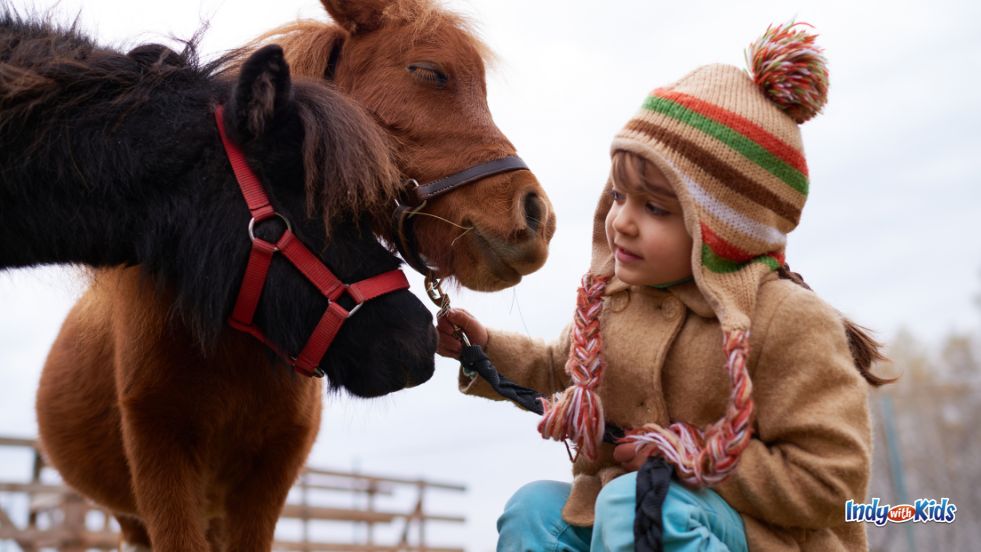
[425, 274, 476, 377]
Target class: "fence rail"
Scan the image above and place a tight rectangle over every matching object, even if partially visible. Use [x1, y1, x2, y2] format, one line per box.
[0, 436, 465, 552]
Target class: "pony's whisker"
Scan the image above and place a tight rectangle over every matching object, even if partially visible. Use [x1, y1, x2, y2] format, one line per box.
[451, 226, 475, 247]
[411, 210, 473, 231]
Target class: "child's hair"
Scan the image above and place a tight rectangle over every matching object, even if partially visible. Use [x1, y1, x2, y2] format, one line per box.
[611, 148, 665, 196]
[612, 150, 893, 386]
[775, 265, 894, 386]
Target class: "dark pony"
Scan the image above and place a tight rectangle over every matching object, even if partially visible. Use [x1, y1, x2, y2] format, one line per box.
[19, 10, 436, 551]
[1, 9, 437, 361]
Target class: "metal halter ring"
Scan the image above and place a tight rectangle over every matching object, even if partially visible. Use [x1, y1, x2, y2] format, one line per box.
[248, 213, 293, 246]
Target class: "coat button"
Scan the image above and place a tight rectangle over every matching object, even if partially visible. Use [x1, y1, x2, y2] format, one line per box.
[661, 297, 682, 319]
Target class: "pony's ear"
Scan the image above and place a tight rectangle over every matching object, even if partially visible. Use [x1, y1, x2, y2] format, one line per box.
[126, 44, 183, 68]
[226, 44, 293, 143]
[321, 0, 388, 34]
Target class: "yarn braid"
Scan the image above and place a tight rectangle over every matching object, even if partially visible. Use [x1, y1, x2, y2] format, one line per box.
[537, 273, 610, 461]
[540, 272, 757, 485]
[621, 329, 755, 486]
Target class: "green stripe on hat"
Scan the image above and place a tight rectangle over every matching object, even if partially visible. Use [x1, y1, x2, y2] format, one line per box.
[701, 244, 782, 273]
[643, 95, 809, 196]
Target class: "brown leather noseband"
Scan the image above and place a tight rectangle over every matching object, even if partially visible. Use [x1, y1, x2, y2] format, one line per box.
[393, 155, 529, 276]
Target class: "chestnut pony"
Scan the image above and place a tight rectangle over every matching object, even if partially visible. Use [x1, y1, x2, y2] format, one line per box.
[254, 0, 557, 289]
[26, 14, 436, 552]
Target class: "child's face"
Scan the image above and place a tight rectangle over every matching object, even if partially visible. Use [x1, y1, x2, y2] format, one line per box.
[605, 154, 693, 287]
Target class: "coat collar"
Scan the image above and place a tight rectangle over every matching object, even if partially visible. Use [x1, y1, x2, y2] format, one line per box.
[604, 276, 715, 318]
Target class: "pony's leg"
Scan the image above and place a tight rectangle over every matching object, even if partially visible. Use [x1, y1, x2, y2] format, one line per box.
[222, 424, 319, 551]
[110, 270, 212, 552]
[119, 406, 211, 552]
[206, 516, 227, 552]
[116, 515, 151, 551]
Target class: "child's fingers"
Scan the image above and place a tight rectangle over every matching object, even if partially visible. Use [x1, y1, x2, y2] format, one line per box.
[436, 341, 461, 359]
[435, 315, 456, 335]
[440, 308, 488, 346]
[613, 442, 647, 471]
[612, 442, 636, 465]
[436, 323, 462, 358]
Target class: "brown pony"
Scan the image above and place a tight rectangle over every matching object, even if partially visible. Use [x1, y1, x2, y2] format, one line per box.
[38, 1, 554, 551]
[258, 0, 556, 289]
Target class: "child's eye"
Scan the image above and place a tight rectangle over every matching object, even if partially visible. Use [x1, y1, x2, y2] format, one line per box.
[609, 189, 625, 203]
[645, 202, 669, 216]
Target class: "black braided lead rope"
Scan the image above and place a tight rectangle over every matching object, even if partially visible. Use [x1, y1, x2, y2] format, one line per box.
[459, 344, 671, 551]
[634, 457, 672, 552]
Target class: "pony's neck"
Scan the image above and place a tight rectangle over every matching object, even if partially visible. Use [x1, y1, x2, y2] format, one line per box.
[0, 169, 146, 269]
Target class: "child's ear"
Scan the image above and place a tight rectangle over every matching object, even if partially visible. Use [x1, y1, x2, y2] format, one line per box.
[226, 44, 292, 143]
[320, 0, 388, 34]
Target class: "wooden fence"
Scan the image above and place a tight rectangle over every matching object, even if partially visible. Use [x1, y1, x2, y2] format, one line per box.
[0, 436, 465, 552]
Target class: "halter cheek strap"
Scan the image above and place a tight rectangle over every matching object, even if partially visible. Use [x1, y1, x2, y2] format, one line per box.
[215, 105, 410, 377]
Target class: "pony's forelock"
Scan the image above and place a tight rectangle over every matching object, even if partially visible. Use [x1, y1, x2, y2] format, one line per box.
[291, 78, 400, 238]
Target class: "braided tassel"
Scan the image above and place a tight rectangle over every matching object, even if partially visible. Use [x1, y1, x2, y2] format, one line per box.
[621, 330, 755, 486]
[538, 273, 610, 461]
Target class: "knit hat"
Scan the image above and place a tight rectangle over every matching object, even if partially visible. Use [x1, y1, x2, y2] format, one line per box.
[538, 22, 829, 487]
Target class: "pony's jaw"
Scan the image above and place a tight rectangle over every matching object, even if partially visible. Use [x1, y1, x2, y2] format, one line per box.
[414, 170, 556, 292]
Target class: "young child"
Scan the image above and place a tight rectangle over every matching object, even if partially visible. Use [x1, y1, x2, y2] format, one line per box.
[437, 22, 889, 551]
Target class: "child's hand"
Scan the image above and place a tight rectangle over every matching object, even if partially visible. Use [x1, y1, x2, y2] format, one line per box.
[436, 308, 489, 359]
[613, 442, 648, 472]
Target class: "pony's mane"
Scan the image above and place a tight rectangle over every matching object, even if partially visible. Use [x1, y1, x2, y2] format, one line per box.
[242, 0, 495, 82]
[0, 11, 224, 147]
[0, 8, 399, 234]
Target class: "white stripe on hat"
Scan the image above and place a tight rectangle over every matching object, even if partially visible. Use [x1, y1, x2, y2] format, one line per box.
[680, 172, 787, 249]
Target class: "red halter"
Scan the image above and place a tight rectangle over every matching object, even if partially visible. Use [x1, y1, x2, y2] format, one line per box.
[215, 105, 410, 377]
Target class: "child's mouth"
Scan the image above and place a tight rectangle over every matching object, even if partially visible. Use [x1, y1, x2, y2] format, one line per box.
[615, 246, 642, 263]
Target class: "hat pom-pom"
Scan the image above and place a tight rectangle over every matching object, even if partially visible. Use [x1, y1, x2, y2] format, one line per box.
[747, 21, 828, 124]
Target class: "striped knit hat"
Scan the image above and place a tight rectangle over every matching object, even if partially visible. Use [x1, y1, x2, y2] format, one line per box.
[538, 22, 829, 487]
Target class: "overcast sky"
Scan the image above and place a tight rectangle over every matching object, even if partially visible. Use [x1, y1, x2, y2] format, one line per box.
[1, 0, 980, 549]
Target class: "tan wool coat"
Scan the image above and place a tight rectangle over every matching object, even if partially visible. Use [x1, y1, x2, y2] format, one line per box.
[459, 273, 873, 551]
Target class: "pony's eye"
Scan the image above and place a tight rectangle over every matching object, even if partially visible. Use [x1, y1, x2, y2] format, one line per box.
[407, 62, 449, 89]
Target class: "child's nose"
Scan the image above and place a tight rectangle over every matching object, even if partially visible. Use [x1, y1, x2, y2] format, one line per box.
[612, 206, 636, 234]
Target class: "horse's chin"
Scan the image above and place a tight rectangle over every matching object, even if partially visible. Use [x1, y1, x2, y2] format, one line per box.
[447, 227, 553, 292]
[330, 361, 435, 399]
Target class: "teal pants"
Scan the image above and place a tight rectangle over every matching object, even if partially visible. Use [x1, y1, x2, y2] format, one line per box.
[496, 473, 747, 552]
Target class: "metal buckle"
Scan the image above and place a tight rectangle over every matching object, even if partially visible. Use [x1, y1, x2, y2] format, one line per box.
[248, 212, 292, 247]
[344, 301, 364, 318]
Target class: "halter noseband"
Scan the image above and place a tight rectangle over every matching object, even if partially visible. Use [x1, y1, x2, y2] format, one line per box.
[321, 38, 530, 277]
[393, 155, 529, 276]
[215, 105, 410, 377]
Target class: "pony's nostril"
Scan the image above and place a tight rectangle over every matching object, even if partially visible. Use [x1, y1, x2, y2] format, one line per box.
[523, 192, 544, 232]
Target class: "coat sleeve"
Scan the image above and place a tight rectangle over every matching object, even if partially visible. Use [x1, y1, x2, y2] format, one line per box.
[458, 325, 573, 401]
[713, 287, 872, 530]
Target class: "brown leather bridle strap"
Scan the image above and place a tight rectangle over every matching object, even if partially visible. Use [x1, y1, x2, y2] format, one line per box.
[215, 105, 411, 377]
[401, 155, 528, 206]
[393, 155, 529, 276]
